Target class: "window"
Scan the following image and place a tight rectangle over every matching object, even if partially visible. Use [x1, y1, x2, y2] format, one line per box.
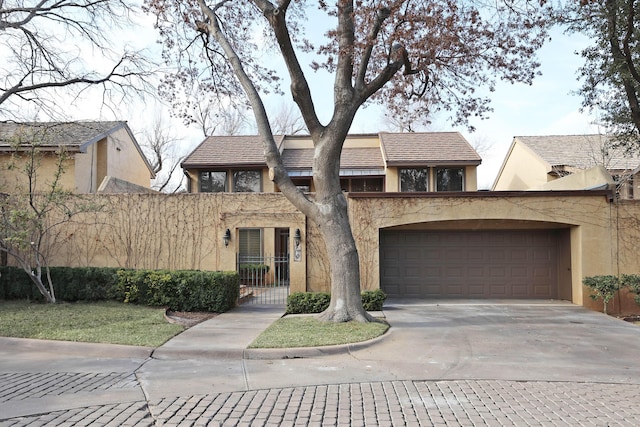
[400, 168, 429, 192]
[341, 177, 384, 192]
[436, 167, 464, 191]
[233, 170, 261, 192]
[239, 228, 262, 262]
[199, 171, 226, 193]
[291, 178, 311, 192]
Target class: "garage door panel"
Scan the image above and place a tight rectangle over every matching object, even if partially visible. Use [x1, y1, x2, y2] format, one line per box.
[380, 229, 559, 299]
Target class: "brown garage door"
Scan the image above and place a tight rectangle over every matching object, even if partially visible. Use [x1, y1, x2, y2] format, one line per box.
[380, 230, 559, 299]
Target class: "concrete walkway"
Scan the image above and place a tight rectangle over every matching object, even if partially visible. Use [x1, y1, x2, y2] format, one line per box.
[1, 300, 640, 426]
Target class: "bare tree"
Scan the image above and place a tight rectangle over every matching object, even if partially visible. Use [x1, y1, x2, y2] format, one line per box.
[0, 124, 101, 302]
[140, 115, 186, 193]
[146, 0, 552, 322]
[0, 0, 153, 119]
[270, 103, 306, 135]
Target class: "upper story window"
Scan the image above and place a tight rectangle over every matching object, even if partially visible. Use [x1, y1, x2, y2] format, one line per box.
[200, 171, 227, 193]
[436, 167, 464, 191]
[400, 168, 429, 192]
[341, 177, 384, 192]
[233, 170, 261, 192]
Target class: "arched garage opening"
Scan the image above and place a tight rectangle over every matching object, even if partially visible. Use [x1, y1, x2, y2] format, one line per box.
[379, 220, 572, 300]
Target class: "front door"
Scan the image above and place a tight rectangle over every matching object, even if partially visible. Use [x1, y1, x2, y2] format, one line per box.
[275, 228, 290, 284]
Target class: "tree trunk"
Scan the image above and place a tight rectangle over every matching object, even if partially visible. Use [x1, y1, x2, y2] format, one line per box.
[312, 187, 374, 323]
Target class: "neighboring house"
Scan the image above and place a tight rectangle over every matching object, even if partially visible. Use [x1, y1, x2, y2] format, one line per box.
[0, 121, 155, 194]
[181, 132, 482, 194]
[493, 134, 640, 198]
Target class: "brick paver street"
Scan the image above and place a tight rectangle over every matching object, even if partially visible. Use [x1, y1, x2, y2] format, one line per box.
[2, 376, 640, 426]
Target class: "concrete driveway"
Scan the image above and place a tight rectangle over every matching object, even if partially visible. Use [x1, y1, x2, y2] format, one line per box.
[2, 300, 640, 425]
[233, 300, 640, 393]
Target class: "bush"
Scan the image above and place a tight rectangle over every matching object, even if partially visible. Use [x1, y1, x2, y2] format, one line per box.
[621, 274, 640, 305]
[0, 266, 120, 302]
[362, 289, 387, 311]
[286, 292, 331, 314]
[583, 275, 620, 314]
[115, 269, 239, 312]
[286, 290, 387, 314]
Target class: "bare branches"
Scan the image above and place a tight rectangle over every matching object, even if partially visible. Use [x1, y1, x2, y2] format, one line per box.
[0, 0, 155, 119]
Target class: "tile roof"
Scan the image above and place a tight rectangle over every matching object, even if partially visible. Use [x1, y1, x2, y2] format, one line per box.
[516, 135, 640, 171]
[183, 132, 481, 170]
[379, 132, 482, 166]
[182, 135, 286, 168]
[0, 121, 126, 151]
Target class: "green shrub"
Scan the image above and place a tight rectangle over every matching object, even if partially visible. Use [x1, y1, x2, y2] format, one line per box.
[115, 269, 239, 312]
[621, 274, 640, 305]
[0, 266, 120, 302]
[583, 275, 620, 314]
[286, 290, 387, 314]
[286, 292, 331, 314]
[361, 289, 387, 311]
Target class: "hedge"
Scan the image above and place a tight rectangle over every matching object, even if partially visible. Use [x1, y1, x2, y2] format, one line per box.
[115, 269, 239, 312]
[286, 289, 387, 314]
[0, 266, 239, 313]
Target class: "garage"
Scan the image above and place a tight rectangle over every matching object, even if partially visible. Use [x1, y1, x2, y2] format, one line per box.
[380, 229, 567, 299]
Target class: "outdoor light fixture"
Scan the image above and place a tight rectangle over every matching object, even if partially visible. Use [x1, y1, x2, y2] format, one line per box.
[294, 228, 301, 248]
[223, 229, 231, 247]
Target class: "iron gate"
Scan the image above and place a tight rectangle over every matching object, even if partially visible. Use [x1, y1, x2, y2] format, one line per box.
[237, 254, 290, 305]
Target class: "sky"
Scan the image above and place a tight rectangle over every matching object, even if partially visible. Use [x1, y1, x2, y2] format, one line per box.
[38, 8, 600, 191]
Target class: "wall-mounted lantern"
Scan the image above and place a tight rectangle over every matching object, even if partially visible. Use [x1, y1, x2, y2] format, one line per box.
[294, 228, 301, 248]
[223, 229, 231, 247]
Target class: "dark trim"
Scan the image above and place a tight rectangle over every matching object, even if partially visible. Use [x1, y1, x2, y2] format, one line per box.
[348, 190, 615, 201]
[386, 160, 482, 167]
[181, 162, 266, 169]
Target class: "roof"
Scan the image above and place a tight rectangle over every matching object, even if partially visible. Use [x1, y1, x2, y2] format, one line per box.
[0, 121, 155, 178]
[183, 132, 481, 171]
[380, 132, 482, 166]
[0, 121, 125, 151]
[182, 135, 286, 168]
[515, 135, 640, 171]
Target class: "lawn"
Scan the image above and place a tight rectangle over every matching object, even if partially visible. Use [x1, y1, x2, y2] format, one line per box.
[248, 315, 389, 348]
[0, 300, 184, 347]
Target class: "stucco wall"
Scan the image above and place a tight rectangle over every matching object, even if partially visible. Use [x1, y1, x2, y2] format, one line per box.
[103, 128, 152, 188]
[0, 152, 76, 192]
[21, 191, 640, 314]
[493, 141, 549, 190]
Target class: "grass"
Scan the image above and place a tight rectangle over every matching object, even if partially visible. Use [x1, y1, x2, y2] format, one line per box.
[0, 300, 184, 347]
[248, 315, 389, 348]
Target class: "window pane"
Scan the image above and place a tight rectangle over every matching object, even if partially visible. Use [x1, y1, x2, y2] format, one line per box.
[400, 168, 428, 192]
[350, 179, 365, 192]
[239, 229, 262, 262]
[364, 178, 383, 192]
[199, 171, 226, 192]
[233, 170, 261, 192]
[436, 168, 464, 191]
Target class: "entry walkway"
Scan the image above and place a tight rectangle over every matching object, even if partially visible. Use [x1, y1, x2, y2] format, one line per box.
[1, 301, 640, 426]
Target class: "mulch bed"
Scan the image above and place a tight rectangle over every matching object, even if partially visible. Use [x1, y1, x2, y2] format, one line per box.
[164, 310, 218, 327]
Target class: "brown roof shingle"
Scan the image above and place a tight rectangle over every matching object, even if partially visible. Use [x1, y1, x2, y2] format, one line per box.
[380, 132, 481, 166]
[182, 135, 286, 168]
[0, 121, 126, 151]
[182, 132, 481, 170]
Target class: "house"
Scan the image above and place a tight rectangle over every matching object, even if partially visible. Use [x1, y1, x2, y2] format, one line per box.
[181, 132, 482, 194]
[181, 132, 482, 275]
[0, 121, 155, 193]
[492, 134, 640, 198]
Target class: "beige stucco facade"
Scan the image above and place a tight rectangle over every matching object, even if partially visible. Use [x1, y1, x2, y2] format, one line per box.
[39, 191, 640, 314]
[0, 124, 153, 194]
[493, 140, 550, 190]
